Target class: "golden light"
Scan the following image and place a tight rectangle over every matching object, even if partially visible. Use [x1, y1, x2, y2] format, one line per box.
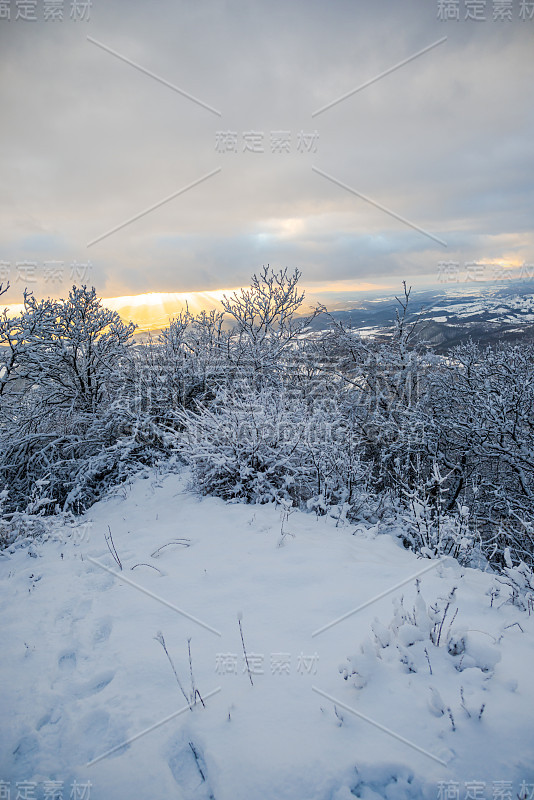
[1, 280, 393, 332]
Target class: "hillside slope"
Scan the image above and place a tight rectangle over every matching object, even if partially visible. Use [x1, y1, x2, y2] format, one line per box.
[1, 470, 533, 799]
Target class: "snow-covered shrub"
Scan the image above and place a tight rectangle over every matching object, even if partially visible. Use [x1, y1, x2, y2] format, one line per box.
[399, 464, 475, 563]
[0, 406, 173, 518]
[0, 288, 123, 496]
[322, 284, 432, 496]
[221, 265, 323, 380]
[340, 583, 497, 733]
[155, 307, 230, 412]
[177, 389, 298, 502]
[427, 340, 534, 568]
[175, 385, 315, 503]
[175, 384, 367, 508]
[1, 272, 532, 580]
[59, 412, 172, 513]
[20, 286, 136, 413]
[0, 286, 178, 519]
[324, 288, 534, 570]
[496, 550, 534, 613]
[0, 510, 69, 550]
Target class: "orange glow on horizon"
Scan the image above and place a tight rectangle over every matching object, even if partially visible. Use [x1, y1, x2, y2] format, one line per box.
[2, 280, 391, 332]
[105, 281, 391, 331]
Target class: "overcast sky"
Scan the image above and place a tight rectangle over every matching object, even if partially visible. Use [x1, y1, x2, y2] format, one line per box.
[1, 0, 533, 306]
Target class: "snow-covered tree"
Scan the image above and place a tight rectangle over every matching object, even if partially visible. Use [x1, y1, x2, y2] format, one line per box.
[427, 339, 534, 565]
[0, 286, 165, 515]
[222, 265, 323, 382]
[22, 285, 136, 413]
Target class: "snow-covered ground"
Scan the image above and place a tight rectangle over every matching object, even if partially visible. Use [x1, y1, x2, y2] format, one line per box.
[425, 294, 534, 325]
[1, 469, 533, 800]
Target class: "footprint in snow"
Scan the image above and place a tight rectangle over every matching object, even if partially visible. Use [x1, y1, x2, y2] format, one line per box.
[72, 670, 115, 699]
[36, 706, 62, 731]
[92, 617, 112, 645]
[75, 709, 129, 764]
[13, 732, 39, 765]
[167, 735, 215, 800]
[54, 598, 93, 631]
[58, 650, 77, 672]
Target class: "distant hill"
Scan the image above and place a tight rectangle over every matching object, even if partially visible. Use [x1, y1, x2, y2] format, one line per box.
[306, 280, 534, 351]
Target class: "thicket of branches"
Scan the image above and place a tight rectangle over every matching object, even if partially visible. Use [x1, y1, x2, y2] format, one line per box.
[1, 270, 533, 572]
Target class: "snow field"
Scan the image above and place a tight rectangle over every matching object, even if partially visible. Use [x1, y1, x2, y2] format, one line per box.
[1, 469, 533, 799]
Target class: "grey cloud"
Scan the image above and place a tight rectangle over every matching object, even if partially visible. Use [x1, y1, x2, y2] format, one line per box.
[1, 0, 533, 303]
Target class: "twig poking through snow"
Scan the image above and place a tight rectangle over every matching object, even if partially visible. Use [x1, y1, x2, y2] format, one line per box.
[131, 563, 162, 574]
[445, 607, 459, 644]
[504, 621, 524, 633]
[460, 686, 471, 718]
[105, 525, 122, 570]
[188, 742, 216, 799]
[447, 707, 456, 732]
[188, 638, 206, 708]
[189, 741, 206, 781]
[238, 613, 254, 686]
[151, 539, 191, 558]
[424, 647, 433, 675]
[154, 632, 191, 709]
[188, 637, 195, 700]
